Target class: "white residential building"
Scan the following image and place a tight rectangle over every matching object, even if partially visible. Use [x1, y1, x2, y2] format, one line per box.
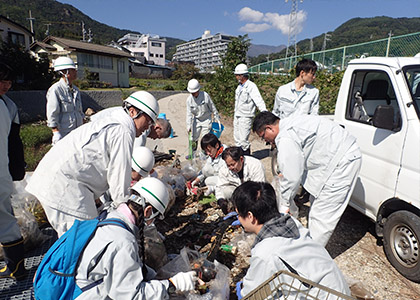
[117, 33, 166, 66]
[173, 30, 233, 71]
[0, 15, 33, 51]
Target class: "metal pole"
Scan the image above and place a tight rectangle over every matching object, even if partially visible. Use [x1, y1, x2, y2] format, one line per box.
[386, 31, 392, 57]
[342, 46, 346, 70]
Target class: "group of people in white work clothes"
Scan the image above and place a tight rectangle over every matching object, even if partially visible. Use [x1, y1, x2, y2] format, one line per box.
[0, 56, 361, 299]
[186, 59, 360, 298]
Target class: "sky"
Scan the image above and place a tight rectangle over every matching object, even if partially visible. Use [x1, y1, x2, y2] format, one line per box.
[58, 0, 420, 46]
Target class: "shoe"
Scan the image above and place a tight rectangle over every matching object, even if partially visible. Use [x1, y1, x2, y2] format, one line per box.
[0, 237, 26, 280]
[217, 198, 229, 215]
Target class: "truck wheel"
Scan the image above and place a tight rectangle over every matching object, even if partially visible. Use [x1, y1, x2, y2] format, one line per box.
[383, 210, 420, 282]
[270, 148, 279, 176]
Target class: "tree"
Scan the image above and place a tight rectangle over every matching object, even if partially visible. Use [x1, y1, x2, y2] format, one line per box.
[0, 39, 53, 90]
[206, 35, 251, 115]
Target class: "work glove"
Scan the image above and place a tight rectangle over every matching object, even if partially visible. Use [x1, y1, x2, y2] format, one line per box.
[52, 131, 62, 145]
[169, 271, 198, 292]
[236, 281, 243, 299]
[191, 178, 200, 187]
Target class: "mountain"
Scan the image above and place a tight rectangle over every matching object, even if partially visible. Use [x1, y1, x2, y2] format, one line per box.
[249, 16, 420, 65]
[0, 0, 184, 60]
[248, 44, 286, 58]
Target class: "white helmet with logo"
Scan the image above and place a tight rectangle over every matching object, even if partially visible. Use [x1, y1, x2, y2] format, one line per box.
[53, 57, 77, 72]
[132, 146, 155, 177]
[124, 91, 159, 123]
[187, 79, 201, 93]
[234, 63, 248, 75]
[130, 177, 169, 219]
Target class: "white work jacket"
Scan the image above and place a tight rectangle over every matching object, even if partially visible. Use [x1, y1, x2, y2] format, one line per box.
[26, 108, 135, 219]
[46, 78, 84, 136]
[272, 80, 319, 119]
[186, 91, 220, 132]
[75, 209, 170, 299]
[1, 94, 19, 124]
[197, 144, 227, 182]
[275, 115, 359, 207]
[215, 156, 266, 199]
[241, 217, 350, 298]
[234, 80, 266, 118]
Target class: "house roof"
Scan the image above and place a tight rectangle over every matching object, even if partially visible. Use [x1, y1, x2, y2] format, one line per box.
[30, 41, 56, 51]
[43, 36, 132, 58]
[0, 15, 33, 36]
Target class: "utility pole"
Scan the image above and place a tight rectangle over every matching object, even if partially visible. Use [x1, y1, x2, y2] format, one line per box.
[322, 33, 331, 67]
[45, 23, 51, 36]
[82, 21, 86, 42]
[285, 0, 303, 69]
[27, 10, 35, 43]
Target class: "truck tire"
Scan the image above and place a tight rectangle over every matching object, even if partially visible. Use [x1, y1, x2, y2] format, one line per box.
[383, 210, 420, 282]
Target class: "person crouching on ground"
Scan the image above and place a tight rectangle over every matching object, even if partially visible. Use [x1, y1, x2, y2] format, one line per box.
[233, 181, 350, 299]
[74, 177, 197, 299]
[215, 147, 265, 214]
[190, 133, 226, 196]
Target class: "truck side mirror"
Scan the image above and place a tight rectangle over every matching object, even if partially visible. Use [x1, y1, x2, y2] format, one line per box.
[372, 105, 395, 130]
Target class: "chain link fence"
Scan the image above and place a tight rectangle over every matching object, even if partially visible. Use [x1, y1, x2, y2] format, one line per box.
[249, 31, 420, 74]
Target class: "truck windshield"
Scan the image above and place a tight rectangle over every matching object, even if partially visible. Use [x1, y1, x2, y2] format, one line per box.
[403, 66, 420, 119]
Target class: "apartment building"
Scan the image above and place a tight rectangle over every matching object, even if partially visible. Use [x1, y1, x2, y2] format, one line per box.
[173, 30, 233, 71]
[117, 33, 166, 66]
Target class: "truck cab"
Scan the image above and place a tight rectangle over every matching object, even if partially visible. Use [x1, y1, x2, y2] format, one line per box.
[334, 56, 420, 281]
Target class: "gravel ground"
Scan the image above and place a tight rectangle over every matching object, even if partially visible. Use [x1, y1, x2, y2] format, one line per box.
[153, 93, 420, 300]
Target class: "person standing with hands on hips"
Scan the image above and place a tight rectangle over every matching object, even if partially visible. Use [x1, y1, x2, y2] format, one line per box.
[234, 63, 267, 156]
[46, 57, 84, 145]
[186, 79, 220, 158]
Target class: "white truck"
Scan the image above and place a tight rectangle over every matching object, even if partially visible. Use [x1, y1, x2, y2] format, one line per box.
[271, 55, 420, 282]
[332, 56, 420, 282]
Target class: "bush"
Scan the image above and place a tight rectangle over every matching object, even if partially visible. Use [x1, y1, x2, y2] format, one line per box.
[20, 123, 52, 171]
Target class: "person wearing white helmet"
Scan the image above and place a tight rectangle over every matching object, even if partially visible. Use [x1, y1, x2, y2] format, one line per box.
[67, 177, 197, 299]
[186, 78, 220, 158]
[131, 146, 156, 182]
[26, 91, 159, 237]
[234, 63, 267, 156]
[46, 56, 84, 145]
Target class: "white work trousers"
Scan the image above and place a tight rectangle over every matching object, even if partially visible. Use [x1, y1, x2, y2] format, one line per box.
[192, 118, 212, 142]
[0, 187, 21, 243]
[234, 116, 253, 151]
[42, 203, 95, 237]
[308, 152, 362, 247]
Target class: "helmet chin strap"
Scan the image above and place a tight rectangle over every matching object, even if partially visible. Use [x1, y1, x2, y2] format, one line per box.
[128, 194, 159, 224]
[59, 70, 72, 90]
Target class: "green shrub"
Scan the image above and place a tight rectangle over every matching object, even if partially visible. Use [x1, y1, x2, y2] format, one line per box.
[20, 123, 52, 171]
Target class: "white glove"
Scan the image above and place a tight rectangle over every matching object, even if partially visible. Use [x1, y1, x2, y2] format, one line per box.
[192, 178, 200, 187]
[169, 271, 197, 292]
[52, 131, 62, 145]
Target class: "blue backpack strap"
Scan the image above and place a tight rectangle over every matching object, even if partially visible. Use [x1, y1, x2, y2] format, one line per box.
[77, 218, 134, 294]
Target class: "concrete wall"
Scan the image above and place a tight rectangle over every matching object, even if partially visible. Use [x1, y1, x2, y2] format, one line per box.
[6, 90, 187, 123]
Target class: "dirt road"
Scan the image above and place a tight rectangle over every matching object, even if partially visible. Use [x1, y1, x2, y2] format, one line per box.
[150, 93, 420, 300]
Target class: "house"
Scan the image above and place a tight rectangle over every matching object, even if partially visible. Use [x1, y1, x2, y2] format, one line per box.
[30, 36, 132, 87]
[117, 33, 166, 66]
[0, 15, 33, 50]
[173, 30, 233, 72]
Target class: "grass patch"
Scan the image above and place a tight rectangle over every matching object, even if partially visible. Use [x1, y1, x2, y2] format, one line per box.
[20, 122, 52, 171]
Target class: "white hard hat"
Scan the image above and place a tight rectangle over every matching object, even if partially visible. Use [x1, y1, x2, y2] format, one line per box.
[124, 91, 159, 123]
[234, 63, 248, 75]
[130, 177, 169, 218]
[187, 79, 200, 93]
[132, 146, 155, 177]
[53, 57, 76, 71]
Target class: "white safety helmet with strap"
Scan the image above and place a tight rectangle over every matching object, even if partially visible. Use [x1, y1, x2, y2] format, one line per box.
[187, 79, 200, 93]
[132, 146, 155, 177]
[53, 57, 77, 72]
[234, 63, 249, 75]
[129, 177, 169, 220]
[124, 91, 159, 123]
